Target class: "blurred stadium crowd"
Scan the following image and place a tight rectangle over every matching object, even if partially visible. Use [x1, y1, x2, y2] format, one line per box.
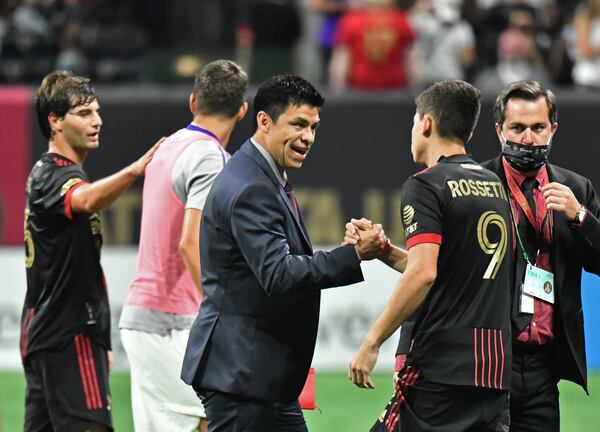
[0, 0, 599, 90]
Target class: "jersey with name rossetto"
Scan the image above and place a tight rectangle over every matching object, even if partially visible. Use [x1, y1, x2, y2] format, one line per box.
[401, 154, 512, 390]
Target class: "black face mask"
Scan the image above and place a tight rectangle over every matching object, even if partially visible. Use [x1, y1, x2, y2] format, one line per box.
[501, 139, 551, 172]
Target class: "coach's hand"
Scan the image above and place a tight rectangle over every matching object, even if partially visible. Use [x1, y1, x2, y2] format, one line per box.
[341, 218, 371, 246]
[349, 343, 379, 389]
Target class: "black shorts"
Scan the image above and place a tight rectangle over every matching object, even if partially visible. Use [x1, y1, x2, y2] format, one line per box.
[371, 365, 509, 432]
[24, 334, 113, 432]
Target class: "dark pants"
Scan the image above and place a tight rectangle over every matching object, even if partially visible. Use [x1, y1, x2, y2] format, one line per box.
[199, 390, 308, 432]
[510, 346, 560, 432]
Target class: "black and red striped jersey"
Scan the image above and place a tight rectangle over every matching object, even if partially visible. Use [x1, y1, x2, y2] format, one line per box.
[20, 153, 110, 362]
[401, 154, 512, 390]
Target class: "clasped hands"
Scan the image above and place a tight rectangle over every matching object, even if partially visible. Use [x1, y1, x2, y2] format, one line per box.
[341, 217, 389, 261]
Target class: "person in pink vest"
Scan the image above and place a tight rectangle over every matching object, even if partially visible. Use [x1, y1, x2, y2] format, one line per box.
[119, 60, 249, 432]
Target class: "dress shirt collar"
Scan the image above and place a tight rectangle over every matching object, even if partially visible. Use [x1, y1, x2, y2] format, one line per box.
[251, 137, 287, 187]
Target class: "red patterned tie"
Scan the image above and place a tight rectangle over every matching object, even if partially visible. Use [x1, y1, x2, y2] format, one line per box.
[284, 181, 298, 217]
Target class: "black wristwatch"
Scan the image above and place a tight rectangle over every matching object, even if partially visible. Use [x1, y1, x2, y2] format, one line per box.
[573, 206, 586, 224]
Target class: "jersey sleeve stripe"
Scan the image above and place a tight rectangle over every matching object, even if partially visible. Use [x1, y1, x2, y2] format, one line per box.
[64, 181, 88, 220]
[406, 233, 442, 249]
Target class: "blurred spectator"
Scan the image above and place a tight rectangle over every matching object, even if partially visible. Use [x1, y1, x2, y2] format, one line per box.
[78, 0, 148, 82]
[54, 0, 92, 75]
[475, 1, 555, 68]
[166, 0, 238, 50]
[507, 4, 551, 59]
[1, 0, 58, 81]
[329, 0, 415, 91]
[0, 1, 18, 56]
[474, 26, 551, 93]
[11, 0, 54, 40]
[409, 0, 476, 87]
[235, 0, 302, 83]
[538, 0, 576, 84]
[167, 0, 204, 49]
[128, 0, 169, 48]
[571, 0, 600, 87]
[0, 0, 148, 83]
[477, 0, 552, 11]
[308, 0, 351, 78]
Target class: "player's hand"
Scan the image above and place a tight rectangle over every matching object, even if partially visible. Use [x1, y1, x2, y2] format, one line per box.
[129, 136, 165, 177]
[348, 344, 379, 389]
[341, 218, 372, 246]
[356, 224, 388, 260]
[392, 371, 399, 390]
[107, 350, 114, 371]
[542, 182, 581, 221]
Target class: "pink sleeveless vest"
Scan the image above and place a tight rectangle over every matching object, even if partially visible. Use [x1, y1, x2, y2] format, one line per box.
[125, 128, 222, 314]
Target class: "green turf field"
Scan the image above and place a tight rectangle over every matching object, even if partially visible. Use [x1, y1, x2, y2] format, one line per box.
[1, 372, 598, 431]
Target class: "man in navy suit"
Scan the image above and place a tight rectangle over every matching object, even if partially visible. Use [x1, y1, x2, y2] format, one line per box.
[181, 74, 385, 431]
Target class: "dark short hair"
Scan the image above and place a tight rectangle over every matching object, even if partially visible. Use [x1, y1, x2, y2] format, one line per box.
[493, 80, 557, 125]
[253, 75, 324, 129]
[193, 59, 248, 118]
[35, 70, 97, 139]
[415, 80, 482, 145]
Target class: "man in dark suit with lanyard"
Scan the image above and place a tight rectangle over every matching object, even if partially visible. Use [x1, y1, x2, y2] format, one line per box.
[481, 80, 600, 431]
[181, 74, 385, 431]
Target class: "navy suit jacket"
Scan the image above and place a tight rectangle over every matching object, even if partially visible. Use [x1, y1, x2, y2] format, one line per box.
[181, 140, 364, 402]
[482, 156, 600, 391]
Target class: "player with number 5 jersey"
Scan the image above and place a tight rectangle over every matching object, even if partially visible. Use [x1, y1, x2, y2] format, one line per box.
[20, 71, 160, 432]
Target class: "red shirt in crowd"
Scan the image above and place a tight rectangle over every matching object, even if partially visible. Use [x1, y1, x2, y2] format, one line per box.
[336, 7, 415, 89]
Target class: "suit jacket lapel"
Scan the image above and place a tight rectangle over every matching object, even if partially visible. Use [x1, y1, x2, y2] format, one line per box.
[241, 141, 313, 250]
[276, 186, 312, 249]
[297, 209, 313, 251]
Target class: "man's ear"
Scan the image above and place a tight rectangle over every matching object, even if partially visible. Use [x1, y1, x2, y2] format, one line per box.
[256, 111, 271, 133]
[495, 123, 503, 144]
[422, 114, 432, 137]
[189, 93, 196, 115]
[236, 101, 249, 121]
[48, 113, 61, 135]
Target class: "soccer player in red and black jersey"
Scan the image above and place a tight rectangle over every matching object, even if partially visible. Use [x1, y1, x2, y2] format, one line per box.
[346, 80, 513, 431]
[21, 71, 161, 432]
